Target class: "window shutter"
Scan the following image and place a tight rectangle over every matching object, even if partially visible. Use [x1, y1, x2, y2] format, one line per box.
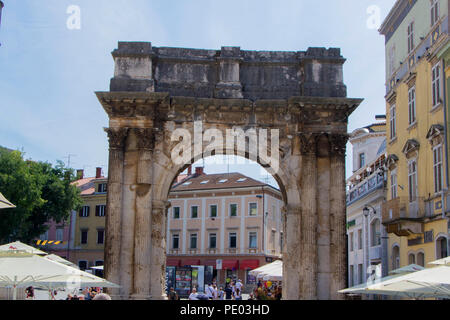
[86, 206, 90, 217]
[79, 208, 83, 217]
[95, 205, 99, 216]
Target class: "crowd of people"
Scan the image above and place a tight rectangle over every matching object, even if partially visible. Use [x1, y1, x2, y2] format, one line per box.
[24, 286, 111, 300]
[168, 278, 282, 300]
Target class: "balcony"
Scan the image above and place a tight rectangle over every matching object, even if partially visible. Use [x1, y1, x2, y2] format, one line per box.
[347, 171, 384, 205]
[382, 197, 425, 236]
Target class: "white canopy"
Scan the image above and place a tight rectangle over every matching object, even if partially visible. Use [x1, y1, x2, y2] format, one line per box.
[44, 254, 78, 269]
[90, 265, 103, 270]
[249, 260, 282, 280]
[0, 192, 15, 209]
[428, 257, 450, 266]
[262, 266, 282, 281]
[0, 241, 47, 255]
[389, 264, 425, 275]
[0, 252, 119, 300]
[340, 265, 450, 299]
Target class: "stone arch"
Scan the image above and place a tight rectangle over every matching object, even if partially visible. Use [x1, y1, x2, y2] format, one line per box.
[97, 42, 362, 300]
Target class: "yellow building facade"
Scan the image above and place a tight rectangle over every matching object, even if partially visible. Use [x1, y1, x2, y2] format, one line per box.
[380, 0, 450, 272]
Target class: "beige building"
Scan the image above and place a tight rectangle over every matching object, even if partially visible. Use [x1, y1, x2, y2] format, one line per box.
[167, 167, 284, 288]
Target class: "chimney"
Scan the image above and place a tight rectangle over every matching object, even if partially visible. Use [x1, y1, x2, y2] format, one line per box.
[96, 167, 102, 178]
[76, 169, 84, 180]
[195, 167, 204, 175]
[187, 165, 192, 175]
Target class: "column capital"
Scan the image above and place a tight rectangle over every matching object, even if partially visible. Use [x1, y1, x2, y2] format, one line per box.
[152, 200, 171, 211]
[298, 133, 320, 155]
[133, 128, 155, 151]
[104, 127, 129, 150]
[328, 133, 349, 157]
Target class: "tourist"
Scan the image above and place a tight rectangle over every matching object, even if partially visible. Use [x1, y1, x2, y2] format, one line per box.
[206, 283, 214, 300]
[25, 286, 34, 300]
[275, 286, 282, 300]
[189, 287, 199, 300]
[217, 286, 225, 300]
[234, 288, 242, 300]
[92, 293, 111, 300]
[212, 283, 218, 300]
[168, 287, 178, 300]
[235, 279, 243, 293]
[224, 284, 233, 300]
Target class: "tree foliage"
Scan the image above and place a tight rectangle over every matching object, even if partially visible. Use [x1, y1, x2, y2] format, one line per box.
[0, 149, 83, 243]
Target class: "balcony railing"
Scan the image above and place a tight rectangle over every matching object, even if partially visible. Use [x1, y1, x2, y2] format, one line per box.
[347, 172, 384, 205]
[382, 197, 426, 236]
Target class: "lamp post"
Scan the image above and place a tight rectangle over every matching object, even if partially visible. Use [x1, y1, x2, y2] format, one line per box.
[363, 206, 376, 282]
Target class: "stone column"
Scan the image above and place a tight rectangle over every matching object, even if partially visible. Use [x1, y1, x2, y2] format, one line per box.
[299, 133, 319, 299]
[328, 133, 348, 299]
[104, 127, 129, 299]
[283, 204, 302, 300]
[131, 128, 154, 299]
[149, 200, 170, 300]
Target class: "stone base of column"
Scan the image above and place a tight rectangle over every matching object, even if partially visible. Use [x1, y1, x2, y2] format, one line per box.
[130, 293, 152, 300]
[150, 293, 168, 300]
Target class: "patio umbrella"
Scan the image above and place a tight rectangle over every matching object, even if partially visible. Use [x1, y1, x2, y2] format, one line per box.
[248, 260, 282, 277]
[389, 264, 425, 275]
[428, 257, 450, 266]
[44, 254, 78, 269]
[0, 241, 47, 255]
[0, 252, 119, 300]
[0, 192, 15, 209]
[262, 266, 282, 282]
[340, 265, 450, 299]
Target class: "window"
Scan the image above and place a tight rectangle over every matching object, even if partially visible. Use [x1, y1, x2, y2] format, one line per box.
[271, 230, 276, 250]
[183, 182, 192, 186]
[358, 264, 363, 285]
[390, 105, 396, 140]
[97, 229, 104, 244]
[434, 145, 443, 193]
[431, 0, 440, 26]
[191, 206, 198, 219]
[200, 180, 209, 184]
[391, 171, 398, 199]
[78, 261, 88, 271]
[230, 204, 237, 217]
[388, 45, 396, 76]
[359, 153, 366, 169]
[81, 230, 88, 244]
[417, 252, 425, 267]
[370, 219, 381, 247]
[349, 232, 354, 252]
[190, 233, 197, 249]
[237, 178, 247, 182]
[218, 179, 228, 183]
[94, 260, 104, 277]
[249, 232, 257, 249]
[210, 205, 217, 218]
[95, 205, 106, 217]
[408, 160, 418, 202]
[79, 206, 90, 217]
[408, 86, 416, 125]
[56, 228, 64, 242]
[172, 234, 179, 249]
[432, 63, 441, 107]
[229, 232, 237, 248]
[392, 246, 400, 270]
[209, 233, 217, 249]
[349, 265, 354, 287]
[407, 21, 414, 54]
[437, 237, 448, 259]
[408, 253, 416, 265]
[358, 229, 362, 250]
[98, 183, 107, 193]
[249, 203, 257, 216]
[39, 230, 49, 241]
[173, 207, 180, 219]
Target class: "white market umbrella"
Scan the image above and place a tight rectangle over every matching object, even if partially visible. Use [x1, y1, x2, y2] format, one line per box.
[428, 256, 450, 266]
[0, 192, 15, 209]
[389, 264, 425, 275]
[262, 266, 283, 282]
[0, 252, 119, 300]
[249, 260, 282, 277]
[340, 265, 450, 299]
[90, 265, 103, 270]
[44, 254, 78, 269]
[0, 241, 47, 255]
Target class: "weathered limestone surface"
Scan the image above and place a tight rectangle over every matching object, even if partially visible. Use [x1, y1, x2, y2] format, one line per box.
[97, 42, 362, 300]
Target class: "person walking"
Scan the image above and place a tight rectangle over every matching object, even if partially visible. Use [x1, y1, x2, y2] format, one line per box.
[224, 284, 233, 300]
[168, 287, 178, 300]
[234, 288, 242, 300]
[189, 287, 199, 300]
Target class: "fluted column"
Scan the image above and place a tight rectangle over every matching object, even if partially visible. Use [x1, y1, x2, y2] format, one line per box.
[283, 204, 302, 300]
[150, 200, 170, 300]
[131, 128, 154, 299]
[104, 127, 129, 299]
[299, 133, 319, 299]
[328, 133, 348, 299]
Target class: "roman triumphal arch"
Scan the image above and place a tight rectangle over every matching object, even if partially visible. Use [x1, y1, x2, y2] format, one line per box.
[96, 42, 362, 300]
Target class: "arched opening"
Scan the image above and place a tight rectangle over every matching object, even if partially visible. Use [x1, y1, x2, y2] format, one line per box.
[436, 236, 449, 259]
[417, 252, 425, 267]
[392, 245, 400, 270]
[165, 154, 285, 298]
[408, 252, 415, 265]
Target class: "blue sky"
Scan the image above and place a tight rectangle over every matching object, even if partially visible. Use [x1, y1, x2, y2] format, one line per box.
[0, 0, 396, 187]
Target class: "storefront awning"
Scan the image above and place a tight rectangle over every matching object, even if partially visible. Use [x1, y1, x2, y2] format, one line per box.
[240, 259, 260, 270]
[204, 259, 216, 266]
[222, 259, 239, 270]
[183, 259, 201, 266]
[166, 259, 180, 267]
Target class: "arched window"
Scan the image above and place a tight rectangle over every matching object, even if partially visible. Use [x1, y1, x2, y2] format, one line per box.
[392, 245, 400, 270]
[436, 236, 448, 259]
[408, 253, 415, 265]
[370, 219, 381, 247]
[417, 252, 425, 267]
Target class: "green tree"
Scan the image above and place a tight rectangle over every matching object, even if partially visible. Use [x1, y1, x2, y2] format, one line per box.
[0, 149, 83, 243]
